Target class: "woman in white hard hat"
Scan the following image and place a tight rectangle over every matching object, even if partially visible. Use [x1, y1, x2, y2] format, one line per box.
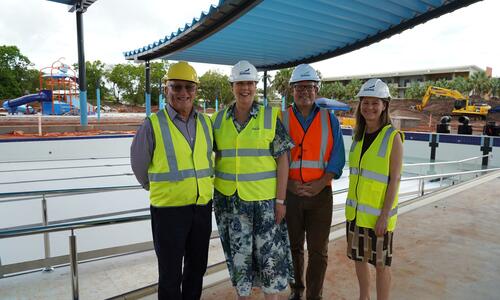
[345, 78, 404, 300]
[211, 60, 294, 299]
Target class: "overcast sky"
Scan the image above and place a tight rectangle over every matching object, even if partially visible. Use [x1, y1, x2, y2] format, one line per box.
[1, 0, 499, 78]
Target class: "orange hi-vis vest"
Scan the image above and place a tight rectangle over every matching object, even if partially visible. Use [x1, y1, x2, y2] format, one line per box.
[283, 106, 334, 183]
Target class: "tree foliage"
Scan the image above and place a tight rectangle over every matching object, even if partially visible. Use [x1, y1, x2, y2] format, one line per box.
[270, 68, 294, 104]
[404, 82, 425, 99]
[388, 83, 398, 99]
[198, 70, 233, 107]
[0, 45, 39, 99]
[490, 77, 500, 99]
[5, 44, 500, 108]
[449, 76, 470, 94]
[319, 81, 345, 99]
[469, 71, 491, 97]
[344, 79, 363, 100]
[108, 63, 138, 104]
[149, 61, 170, 105]
[105, 61, 168, 105]
[74, 60, 111, 104]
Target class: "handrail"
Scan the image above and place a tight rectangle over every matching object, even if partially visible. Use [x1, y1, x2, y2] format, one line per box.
[0, 173, 135, 186]
[1, 167, 498, 299]
[0, 214, 151, 239]
[0, 163, 131, 174]
[401, 167, 500, 181]
[0, 156, 130, 164]
[0, 187, 344, 235]
[2, 167, 499, 240]
[345, 153, 492, 171]
[2, 207, 150, 232]
[0, 185, 141, 199]
[403, 154, 492, 168]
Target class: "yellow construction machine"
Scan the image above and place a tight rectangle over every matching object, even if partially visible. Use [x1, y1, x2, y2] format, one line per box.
[416, 86, 491, 119]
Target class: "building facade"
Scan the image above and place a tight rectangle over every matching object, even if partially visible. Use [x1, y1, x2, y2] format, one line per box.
[323, 65, 486, 99]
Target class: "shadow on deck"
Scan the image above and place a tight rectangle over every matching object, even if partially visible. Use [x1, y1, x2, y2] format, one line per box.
[200, 175, 500, 300]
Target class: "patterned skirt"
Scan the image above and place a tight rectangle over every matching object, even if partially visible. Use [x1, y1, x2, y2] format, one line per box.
[214, 190, 294, 296]
[346, 219, 394, 267]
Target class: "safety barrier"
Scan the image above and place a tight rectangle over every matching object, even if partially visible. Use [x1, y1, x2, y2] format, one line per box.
[1, 160, 498, 299]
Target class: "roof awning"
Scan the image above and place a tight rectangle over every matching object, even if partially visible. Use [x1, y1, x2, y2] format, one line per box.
[46, 0, 98, 12]
[123, 0, 481, 71]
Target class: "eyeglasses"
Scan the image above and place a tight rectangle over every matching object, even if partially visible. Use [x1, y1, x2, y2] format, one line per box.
[168, 83, 197, 92]
[293, 84, 317, 92]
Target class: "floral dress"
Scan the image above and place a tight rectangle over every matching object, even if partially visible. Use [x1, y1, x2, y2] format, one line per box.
[213, 102, 295, 296]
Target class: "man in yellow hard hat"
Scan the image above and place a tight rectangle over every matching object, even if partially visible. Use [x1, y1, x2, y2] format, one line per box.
[131, 61, 214, 300]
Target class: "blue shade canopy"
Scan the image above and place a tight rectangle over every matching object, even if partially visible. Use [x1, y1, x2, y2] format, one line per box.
[123, 0, 481, 70]
[315, 98, 350, 111]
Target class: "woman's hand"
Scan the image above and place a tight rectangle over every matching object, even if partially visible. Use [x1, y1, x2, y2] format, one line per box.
[275, 202, 286, 224]
[375, 214, 388, 237]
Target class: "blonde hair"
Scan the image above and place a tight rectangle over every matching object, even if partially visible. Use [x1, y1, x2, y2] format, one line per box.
[353, 98, 392, 141]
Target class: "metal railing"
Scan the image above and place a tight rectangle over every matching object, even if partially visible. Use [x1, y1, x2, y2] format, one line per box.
[403, 154, 492, 168]
[1, 167, 500, 299]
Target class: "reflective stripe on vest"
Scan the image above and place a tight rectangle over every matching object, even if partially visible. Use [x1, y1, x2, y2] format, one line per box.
[346, 198, 398, 217]
[282, 108, 290, 133]
[264, 106, 273, 129]
[214, 106, 273, 130]
[349, 126, 395, 157]
[150, 110, 213, 182]
[378, 126, 395, 157]
[350, 140, 358, 153]
[148, 109, 214, 207]
[216, 148, 272, 157]
[213, 109, 225, 129]
[290, 160, 327, 169]
[215, 170, 276, 181]
[319, 109, 329, 164]
[212, 105, 278, 200]
[345, 124, 403, 231]
[349, 167, 389, 184]
[286, 107, 333, 182]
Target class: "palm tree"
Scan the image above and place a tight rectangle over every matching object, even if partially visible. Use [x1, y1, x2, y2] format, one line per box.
[450, 76, 471, 95]
[345, 79, 362, 100]
[388, 83, 399, 99]
[319, 81, 346, 100]
[489, 77, 500, 99]
[469, 71, 491, 97]
[270, 68, 293, 104]
[434, 78, 451, 89]
[405, 82, 425, 99]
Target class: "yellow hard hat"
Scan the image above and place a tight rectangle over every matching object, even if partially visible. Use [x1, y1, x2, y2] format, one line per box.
[163, 61, 199, 84]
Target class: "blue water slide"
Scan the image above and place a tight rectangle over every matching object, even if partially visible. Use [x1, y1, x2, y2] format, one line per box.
[2, 90, 53, 113]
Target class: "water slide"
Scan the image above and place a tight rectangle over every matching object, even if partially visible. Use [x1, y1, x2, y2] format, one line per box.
[2, 90, 53, 114]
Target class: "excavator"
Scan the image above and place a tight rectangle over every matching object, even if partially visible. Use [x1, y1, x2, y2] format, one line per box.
[416, 86, 491, 119]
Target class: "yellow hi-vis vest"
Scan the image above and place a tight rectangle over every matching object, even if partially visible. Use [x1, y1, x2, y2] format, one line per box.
[212, 105, 279, 201]
[148, 109, 214, 207]
[345, 124, 404, 231]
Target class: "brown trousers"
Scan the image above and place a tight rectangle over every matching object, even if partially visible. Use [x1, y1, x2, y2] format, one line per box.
[286, 187, 333, 300]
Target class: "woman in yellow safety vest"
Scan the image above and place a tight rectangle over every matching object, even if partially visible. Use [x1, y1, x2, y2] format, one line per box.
[345, 78, 404, 300]
[212, 60, 294, 299]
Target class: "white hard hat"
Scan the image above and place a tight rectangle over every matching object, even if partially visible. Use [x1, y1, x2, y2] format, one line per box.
[229, 60, 259, 83]
[356, 78, 391, 99]
[289, 64, 320, 84]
